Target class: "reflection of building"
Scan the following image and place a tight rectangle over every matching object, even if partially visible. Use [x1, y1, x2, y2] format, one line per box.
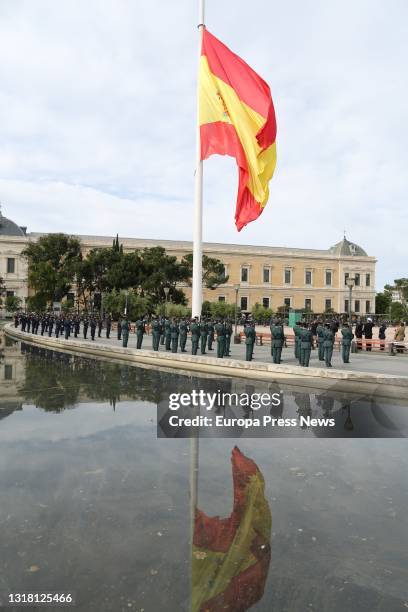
[0, 209, 376, 314]
[0, 327, 25, 411]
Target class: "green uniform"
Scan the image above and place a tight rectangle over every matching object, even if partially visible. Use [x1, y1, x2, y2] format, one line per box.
[151, 319, 161, 351]
[121, 319, 130, 348]
[179, 320, 188, 352]
[117, 319, 122, 341]
[214, 322, 226, 358]
[244, 324, 255, 361]
[164, 319, 171, 351]
[316, 324, 325, 361]
[199, 321, 208, 354]
[135, 319, 145, 349]
[190, 321, 200, 355]
[293, 324, 301, 362]
[160, 317, 165, 345]
[299, 328, 313, 367]
[207, 323, 215, 351]
[341, 327, 353, 363]
[224, 321, 232, 356]
[270, 323, 284, 364]
[323, 328, 334, 367]
[170, 321, 179, 353]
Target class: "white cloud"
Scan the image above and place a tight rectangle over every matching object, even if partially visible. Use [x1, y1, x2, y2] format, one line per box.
[0, 0, 407, 288]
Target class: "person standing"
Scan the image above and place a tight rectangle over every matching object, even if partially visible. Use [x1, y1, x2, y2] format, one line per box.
[199, 319, 208, 355]
[323, 323, 335, 368]
[394, 322, 406, 353]
[82, 317, 89, 339]
[97, 317, 103, 338]
[135, 316, 145, 349]
[341, 321, 354, 363]
[363, 318, 374, 351]
[170, 318, 179, 353]
[207, 320, 215, 351]
[179, 318, 188, 352]
[64, 318, 71, 340]
[106, 314, 112, 339]
[116, 317, 122, 341]
[151, 316, 161, 351]
[244, 320, 255, 361]
[378, 321, 387, 351]
[121, 316, 130, 347]
[316, 320, 325, 361]
[355, 319, 363, 350]
[48, 316, 54, 337]
[190, 317, 200, 356]
[90, 317, 97, 341]
[270, 318, 284, 364]
[214, 319, 226, 358]
[164, 318, 172, 351]
[74, 316, 80, 338]
[293, 322, 302, 363]
[299, 324, 313, 367]
[224, 319, 233, 357]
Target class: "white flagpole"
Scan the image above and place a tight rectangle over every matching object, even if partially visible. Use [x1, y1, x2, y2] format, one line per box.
[192, 0, 205, 319]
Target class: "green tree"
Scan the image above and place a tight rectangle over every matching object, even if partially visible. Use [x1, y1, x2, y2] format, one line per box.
[139, 247, 188, 305]
[102, 290, 153, 320]
[5, 295, 22, 312]
[375, 291, 392, 314]
[26, 294, 47, 312]
[23, 233, 82, 304]
[391, 302, 407, 321]
[251, 303, 273, 324]
[182, 253, 229, 289]
[210, 302, 239, 319]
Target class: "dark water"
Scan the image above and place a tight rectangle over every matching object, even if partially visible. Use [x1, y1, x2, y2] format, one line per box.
[0, 332, 407, 611]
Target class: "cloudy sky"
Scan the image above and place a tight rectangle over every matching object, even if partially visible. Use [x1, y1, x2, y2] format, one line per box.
[0, 0, 407, 289]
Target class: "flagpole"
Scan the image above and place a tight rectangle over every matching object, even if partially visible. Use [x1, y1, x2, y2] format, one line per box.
[192, 0, 205, 319]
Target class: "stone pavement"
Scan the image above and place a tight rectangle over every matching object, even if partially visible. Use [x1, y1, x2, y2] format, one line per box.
[52, 330, 408, 378]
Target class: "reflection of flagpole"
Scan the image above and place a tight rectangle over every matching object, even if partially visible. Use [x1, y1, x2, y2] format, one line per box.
[190, 431, 199, 612]
[192, 0, 205, 319]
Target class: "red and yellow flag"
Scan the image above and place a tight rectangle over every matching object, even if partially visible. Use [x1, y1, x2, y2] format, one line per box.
[199, 29, 277, 231]
[192, 446, 271, 611]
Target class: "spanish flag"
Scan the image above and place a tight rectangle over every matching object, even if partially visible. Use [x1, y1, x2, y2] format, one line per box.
[200, 30, 277, 231]
[192, 447, 271, 611]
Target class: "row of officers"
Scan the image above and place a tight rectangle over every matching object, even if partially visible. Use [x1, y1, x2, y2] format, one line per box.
[15, 313, 354, 367]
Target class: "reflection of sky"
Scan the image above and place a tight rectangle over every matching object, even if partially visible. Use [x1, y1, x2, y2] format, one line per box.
[0, 345, 408, 610]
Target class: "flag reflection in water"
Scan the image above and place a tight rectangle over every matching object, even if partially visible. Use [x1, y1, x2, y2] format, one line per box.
[192, 446, 271, 611]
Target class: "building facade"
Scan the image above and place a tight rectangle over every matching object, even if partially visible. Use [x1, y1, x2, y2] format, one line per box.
[0, 211, 377, 315]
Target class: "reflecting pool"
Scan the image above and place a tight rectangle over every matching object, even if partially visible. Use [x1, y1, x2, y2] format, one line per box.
[0, 331, 407, 611]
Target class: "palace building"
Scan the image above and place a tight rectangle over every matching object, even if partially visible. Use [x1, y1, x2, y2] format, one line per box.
[0, 210, 377, 315]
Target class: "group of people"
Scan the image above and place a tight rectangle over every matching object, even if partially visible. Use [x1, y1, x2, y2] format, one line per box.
[14, 310, 406, 366]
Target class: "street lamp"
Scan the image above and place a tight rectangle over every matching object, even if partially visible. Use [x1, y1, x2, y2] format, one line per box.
[163, 286, 170, 318]
[234, 283, 240, 338]
[346, 275, 355, 327]
[124, 290, 129, 316]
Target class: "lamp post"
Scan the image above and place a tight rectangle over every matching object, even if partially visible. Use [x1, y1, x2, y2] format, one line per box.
[163, 286, 170, 318]
[234, 283, 240, 338]
[346, 276, 355, 327]
[124, 290, 129, 316]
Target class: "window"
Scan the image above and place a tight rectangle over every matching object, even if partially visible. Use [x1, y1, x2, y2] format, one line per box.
[241, 267, 249, 283]
[325, 299, 332, 311]
[218, 295, 225, 303]
[263, 267, 270, 283]
[305, 298, 312, 310]
[284, 269, 291, 284]
[6, 290, 14, 297]
[7, 258, 15, 274]
[4, 365, 13, 380]
[325, 271, 332, 286]
[240, 296, 248, 311]
[355, 273, 360, 286]
[366, 300, 371, 313]
[354, 299, 360, 313]
[344, 272, 349, 286]
[305, 270, 312, 285]
[284, 297, 291, 308]
[344, 299, 349, 312]
[262, 297, 270, 309]
[366, 273, 371, 287]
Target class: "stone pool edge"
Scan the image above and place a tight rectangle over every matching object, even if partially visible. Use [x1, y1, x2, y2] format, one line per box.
[5, 323, 408, 400]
